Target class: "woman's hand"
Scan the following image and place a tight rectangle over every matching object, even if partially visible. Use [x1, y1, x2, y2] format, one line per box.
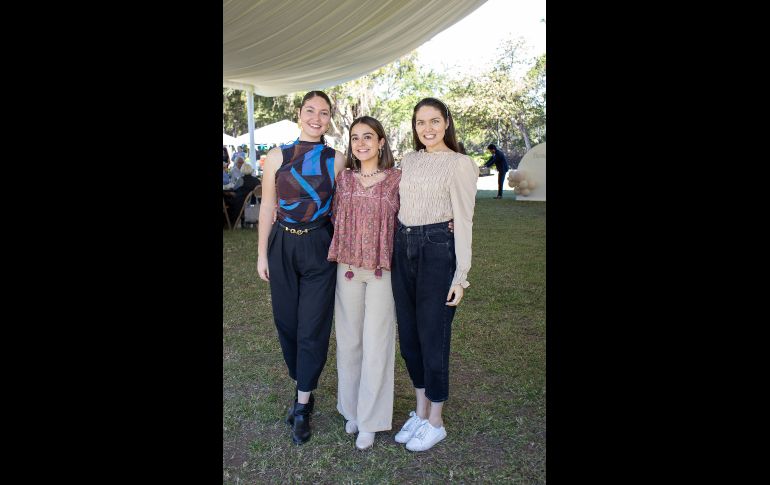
[446, 284, 464, 306]
[257, 255, 270, 282]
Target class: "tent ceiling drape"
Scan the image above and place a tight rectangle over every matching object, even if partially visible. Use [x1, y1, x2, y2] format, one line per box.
[223, 0, 488, 96]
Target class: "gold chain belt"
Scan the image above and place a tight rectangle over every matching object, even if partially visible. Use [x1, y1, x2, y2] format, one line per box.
[278, 221, 328, 236]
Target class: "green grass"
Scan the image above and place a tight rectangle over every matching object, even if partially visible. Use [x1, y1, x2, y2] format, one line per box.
[223, 193, 545, 484]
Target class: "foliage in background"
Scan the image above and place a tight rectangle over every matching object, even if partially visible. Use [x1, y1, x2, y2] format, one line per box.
[223, 90, 301, 139]
[320, 52, 448, 158]
[448, 38, 546, 165]
[369, 53, 448, 157]
[223, 36, 545, 163]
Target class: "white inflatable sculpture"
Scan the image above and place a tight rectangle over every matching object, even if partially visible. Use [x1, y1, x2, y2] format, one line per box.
[507, 142, 546, 201]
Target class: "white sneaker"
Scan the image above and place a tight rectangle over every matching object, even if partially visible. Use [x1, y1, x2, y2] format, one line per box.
[405, 421, 447, 451]
[345, 420, 358, 434]
[355, 431, 375, 450]
[394, 411, 426, 443]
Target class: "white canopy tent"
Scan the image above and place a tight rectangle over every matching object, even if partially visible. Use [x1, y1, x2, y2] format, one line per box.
[233, 120, 300, 147]
[223, 133, 238, 146]
[224, 0, 488, 96]
[223, 0, 488, 163]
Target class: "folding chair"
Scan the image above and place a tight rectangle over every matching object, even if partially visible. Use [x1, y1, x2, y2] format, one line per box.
[234, 185, 262, 229]
[223, 197, 232, 230]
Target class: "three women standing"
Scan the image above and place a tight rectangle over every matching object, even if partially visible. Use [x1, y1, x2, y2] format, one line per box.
[257, 94, 477, 453]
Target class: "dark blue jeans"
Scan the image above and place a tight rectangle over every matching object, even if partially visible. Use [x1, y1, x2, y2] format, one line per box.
[497, 170, 506, 197]
[391, 221, 457, 402]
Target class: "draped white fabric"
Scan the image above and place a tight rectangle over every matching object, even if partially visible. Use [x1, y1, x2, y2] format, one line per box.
[223, 0, 488, 96]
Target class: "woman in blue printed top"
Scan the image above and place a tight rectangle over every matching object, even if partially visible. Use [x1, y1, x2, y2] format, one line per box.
[257, 91, 345, 445]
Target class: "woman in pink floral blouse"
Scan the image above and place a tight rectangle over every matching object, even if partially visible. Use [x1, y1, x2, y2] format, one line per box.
[327, 116, 400, 450]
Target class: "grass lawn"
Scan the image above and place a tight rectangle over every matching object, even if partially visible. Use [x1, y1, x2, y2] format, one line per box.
[223, 190, 546, 483]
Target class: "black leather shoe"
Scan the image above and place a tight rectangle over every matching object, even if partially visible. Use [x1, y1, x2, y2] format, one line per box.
[291, 402, 312, 444]
[286, 392, 314, 426]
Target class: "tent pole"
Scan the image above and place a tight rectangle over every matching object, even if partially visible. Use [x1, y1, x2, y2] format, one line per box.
[246, 88, 256, 171]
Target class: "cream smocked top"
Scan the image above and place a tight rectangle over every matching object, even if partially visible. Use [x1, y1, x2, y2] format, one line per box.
[397, 150, 479, 288]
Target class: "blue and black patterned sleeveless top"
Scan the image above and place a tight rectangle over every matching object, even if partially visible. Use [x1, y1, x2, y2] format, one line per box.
[275, 139, 337, 223]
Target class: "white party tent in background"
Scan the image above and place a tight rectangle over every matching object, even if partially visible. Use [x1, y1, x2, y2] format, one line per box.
[223, 133, 238, 146]
[233, 120, 300, 147]
[223, 0, 488, 166]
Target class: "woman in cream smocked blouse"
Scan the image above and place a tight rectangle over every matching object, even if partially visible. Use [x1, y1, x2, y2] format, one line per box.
[391, 97, 479, 452]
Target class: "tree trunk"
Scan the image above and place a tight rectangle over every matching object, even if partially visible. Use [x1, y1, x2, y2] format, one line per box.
[513, 116, 532, 152]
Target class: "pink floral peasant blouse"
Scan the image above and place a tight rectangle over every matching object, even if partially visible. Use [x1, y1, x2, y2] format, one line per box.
[327, 168, 401, 271]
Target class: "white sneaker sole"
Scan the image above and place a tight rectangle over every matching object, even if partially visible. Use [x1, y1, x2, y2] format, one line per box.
[394, 419, 426, 443]
[405, 429, 447, 451]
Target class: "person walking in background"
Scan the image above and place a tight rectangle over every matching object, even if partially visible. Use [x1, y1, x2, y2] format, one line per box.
[327, 116, 400, 451]
[484, 143, 510, 199]
[391, 97, 478, 452]
[257, 91, 345, 445]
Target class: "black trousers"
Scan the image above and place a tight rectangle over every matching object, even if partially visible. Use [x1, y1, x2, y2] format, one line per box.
[497, 170, 506, 197]
[267, 219, 337, 392]
[391, 221, 457, 402]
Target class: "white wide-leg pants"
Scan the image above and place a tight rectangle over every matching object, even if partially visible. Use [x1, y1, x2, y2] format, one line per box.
[334, 265, 396, 432]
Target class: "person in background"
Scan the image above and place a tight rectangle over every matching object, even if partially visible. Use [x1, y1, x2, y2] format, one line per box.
[226, 162, 260, 225]
[223, 160, 231, 186]
[230, 156, 246, 190]
[391, 97, 478, 452]
[257, 90, 345, 445]
[223, 145, 230, 165]
[232, 145, 247, 165]
[327, 116, 400, 451]
[484, 143, 510, 199]
[256, 145, 266, 160]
